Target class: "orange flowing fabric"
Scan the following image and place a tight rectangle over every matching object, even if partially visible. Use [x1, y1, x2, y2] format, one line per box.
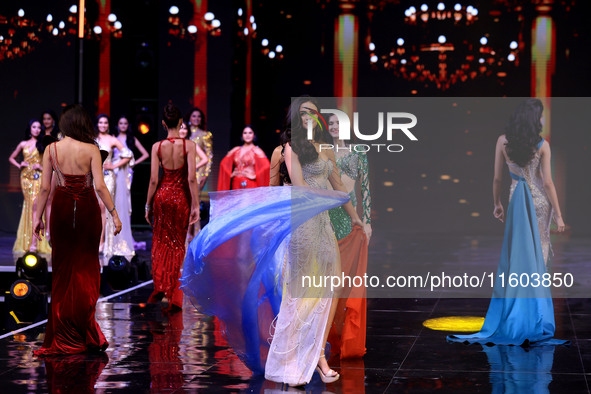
[328, 226, 368, 359]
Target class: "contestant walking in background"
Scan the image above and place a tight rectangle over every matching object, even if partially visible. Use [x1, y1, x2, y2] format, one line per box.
[448, 98, 567, 346]
[32, 104, 121, 356]
[145, 104, 206, 312]
[95, 114, 132, 258]
[9, 119, 52, 255]
[325, 113, 371, 359]
[217, 126, 270, 190]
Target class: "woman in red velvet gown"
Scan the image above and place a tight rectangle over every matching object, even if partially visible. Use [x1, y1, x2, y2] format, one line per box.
[33, 104, 122, 356]
[217, 126, 270, 190]
[145, 103, 205, 312]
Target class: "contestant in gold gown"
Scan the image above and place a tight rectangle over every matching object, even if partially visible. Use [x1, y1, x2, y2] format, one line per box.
[9, 119, 51, 256]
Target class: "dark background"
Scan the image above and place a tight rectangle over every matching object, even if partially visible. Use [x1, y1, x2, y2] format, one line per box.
[1, 0, 590, 235]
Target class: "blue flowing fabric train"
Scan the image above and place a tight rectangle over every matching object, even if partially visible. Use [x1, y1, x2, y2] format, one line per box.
[180, 186, 349, 374]
[448, 156, 567, 346]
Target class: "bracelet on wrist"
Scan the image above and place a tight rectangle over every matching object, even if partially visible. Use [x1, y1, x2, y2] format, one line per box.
[108, 205, 116, 214]
[145, 203, 151, 212]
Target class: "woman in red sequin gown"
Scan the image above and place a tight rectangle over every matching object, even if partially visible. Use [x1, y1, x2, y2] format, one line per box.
[32, 104, 122, 356]
[145, 104, 206, 312]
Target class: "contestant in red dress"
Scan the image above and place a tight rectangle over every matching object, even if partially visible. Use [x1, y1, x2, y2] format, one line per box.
[217, 126, 270, 190]
[145, 103, 204, 312]
[32, 104, 122, 356]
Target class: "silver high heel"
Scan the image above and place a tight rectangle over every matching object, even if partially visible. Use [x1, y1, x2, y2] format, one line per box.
[316, 348, 340, 383]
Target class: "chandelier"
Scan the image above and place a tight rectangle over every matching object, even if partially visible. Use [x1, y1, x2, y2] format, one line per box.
[369, 2, 521, 91]
[236, 8, 285, 61]
[0, 6, 123, 62]
[167, 6, 221, 40]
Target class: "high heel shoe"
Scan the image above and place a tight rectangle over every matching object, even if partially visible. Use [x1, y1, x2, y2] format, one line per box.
[316, 350, 339, 383]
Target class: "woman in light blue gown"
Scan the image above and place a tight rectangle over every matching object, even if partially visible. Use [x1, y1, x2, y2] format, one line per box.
[448, 99, 567, 346]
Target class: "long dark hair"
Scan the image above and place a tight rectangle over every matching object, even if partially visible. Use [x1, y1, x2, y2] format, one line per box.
[37, 110, 59, 153]
[278, 128, 291, 185]
[288, 96, 332, 165]
[59, 104, 98, 144]
[185, 107, 206, 129]
[25, 119, 42, 140]
[505, 99, 544, 167]
[116, 115, 135, 150]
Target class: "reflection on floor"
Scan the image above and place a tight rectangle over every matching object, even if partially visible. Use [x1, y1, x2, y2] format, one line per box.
[0, 234, 589, 393]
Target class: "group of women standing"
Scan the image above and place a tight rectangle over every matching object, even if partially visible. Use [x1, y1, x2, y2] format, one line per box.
[18, 96, 568, 389]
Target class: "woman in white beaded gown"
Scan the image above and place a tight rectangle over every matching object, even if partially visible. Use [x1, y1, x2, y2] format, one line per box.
[96, 114, 132, 262]
[264, 97, 363, 385]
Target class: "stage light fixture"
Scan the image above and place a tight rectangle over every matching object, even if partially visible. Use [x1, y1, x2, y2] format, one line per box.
[104, 256, 139, 290]
[16, 252, 49, 289]
[5, 279, 48, 328]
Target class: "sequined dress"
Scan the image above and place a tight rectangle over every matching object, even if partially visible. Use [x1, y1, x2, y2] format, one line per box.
[264, 157, 341, 385]
[190, 129, 213, 185]
[328, 150, 371, 240]
[105, 145, 135, 263]
[13, 145, 51, 256]
[448, 139, 567, 346]
[34, 143, 108, 356]
[149, 138, 191, 310]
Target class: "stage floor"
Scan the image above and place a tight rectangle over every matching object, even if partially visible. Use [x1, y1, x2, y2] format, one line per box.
[0, 234, 589, 393]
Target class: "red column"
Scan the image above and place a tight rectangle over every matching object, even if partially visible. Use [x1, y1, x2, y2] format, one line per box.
[191, 0, 208, 112]
[97, 0, 111, 115]
[245, 0, 252, 125]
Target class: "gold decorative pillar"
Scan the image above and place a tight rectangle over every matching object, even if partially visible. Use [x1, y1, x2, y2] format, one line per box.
[334, 1, 358, 116]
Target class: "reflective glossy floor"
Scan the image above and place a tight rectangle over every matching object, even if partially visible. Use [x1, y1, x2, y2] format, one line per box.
[0, 235, 590, 393]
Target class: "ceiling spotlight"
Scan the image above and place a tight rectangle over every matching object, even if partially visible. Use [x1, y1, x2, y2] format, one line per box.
[204, 12, 214, 21]
[114, 21, 122, 30]
[397, 38, 404, 46]
[69, 5, 78, 13]
[269, 51, 276, 59]
[18, 9, 25, 17]
[262, 38, 269, 46]
[480, 37, 488, 45]
[188, 25, 197, 34]
[46, 14, 53, 22]
[510, 41, 518, 49]
[93, 26, 103, 34]
[438, 35, 446, 44]
[275, 44, 283, 53]
[212, 19, 221, 28]
[108, 13, 117, 22]
[369, 42, 375, 51]
[169, 6, 179, 15]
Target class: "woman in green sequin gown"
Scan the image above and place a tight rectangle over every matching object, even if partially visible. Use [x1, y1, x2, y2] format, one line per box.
[326, 113, 371, 359]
